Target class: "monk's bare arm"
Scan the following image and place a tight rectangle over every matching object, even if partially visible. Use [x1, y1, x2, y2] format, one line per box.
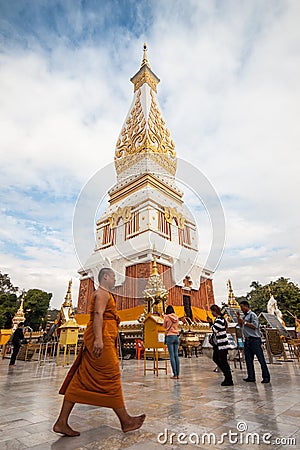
[92, 289, 110, 357]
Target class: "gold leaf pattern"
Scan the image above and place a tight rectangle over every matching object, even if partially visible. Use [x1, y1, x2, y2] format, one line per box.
[108, 206, 132, 228]
[164, 206, 185, 229]
[133, 70, 158, 92]
[115, 88, 176, 174]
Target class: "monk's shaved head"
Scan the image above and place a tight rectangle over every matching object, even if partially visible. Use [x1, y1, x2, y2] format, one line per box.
[98, 267, 114, 284]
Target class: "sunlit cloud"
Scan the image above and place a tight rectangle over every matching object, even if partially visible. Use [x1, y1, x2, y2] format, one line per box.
[1, 0, 299, 306]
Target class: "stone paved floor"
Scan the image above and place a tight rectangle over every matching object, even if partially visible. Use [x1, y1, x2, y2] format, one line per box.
[0, 353, 299, 449]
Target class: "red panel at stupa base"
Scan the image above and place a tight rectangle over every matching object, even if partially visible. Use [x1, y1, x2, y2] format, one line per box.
[76, 262, 215, 314]
[77, 277, 95, 314]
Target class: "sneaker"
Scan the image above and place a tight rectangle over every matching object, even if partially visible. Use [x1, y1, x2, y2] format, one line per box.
[243, 378, 256, 382]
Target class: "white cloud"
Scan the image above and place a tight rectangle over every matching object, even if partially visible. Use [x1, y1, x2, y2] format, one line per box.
[1, 0, 300, 308]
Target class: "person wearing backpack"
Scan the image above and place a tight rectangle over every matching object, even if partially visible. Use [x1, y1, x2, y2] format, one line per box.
[207, 305, 233, 386]
[9, 322, 25, 366]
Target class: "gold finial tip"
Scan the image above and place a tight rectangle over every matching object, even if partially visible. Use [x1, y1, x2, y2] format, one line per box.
[141, 42, 150, 68]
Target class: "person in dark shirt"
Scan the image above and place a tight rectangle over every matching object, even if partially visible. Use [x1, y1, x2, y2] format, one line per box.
[9, 322, 25, 366]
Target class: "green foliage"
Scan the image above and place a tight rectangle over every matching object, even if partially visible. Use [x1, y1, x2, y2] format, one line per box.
[0, 272, 53, 330]
[24, 289, 52, 331]
[0, 271, 18, 295]
[0, 293, 18, 328]
[0, 272, 19, 328]
[236, 277, 300, 326]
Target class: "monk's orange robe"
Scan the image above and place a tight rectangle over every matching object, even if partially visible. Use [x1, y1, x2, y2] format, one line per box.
[60, 293, 124, 409]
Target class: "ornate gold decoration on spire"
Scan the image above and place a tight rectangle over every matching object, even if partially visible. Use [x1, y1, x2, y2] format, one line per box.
[143, 257, 168, 315]
[12, 290, 26, 330]
[19, 291, 25, 313]
[227, 279, 239, 307]
[63, 279, 73, 307]
[57, 279, 77, 325]
[131, 43, 159, 92]
[152, 255, 159, 276]
[114, 44, 177, 176]
[141, 42, 150, 68]
[115, 90, 176, 175]
[268, 285, 272, 298]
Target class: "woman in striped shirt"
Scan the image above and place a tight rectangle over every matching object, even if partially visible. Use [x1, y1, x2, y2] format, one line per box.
[208, 305, 233, 386]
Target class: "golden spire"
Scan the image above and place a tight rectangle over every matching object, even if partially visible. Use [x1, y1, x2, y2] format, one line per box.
[268, 285, 272, 298]
[114, 44, 176, 177]
[12, 290, 26, 330]
[227, 279, 239, 307]
[63, 279, 73, 307]
[130, 43, 160, 93]
[19, 290, 25, 313]
[141, 42, 150, 68]
[152, 255, 159, 276]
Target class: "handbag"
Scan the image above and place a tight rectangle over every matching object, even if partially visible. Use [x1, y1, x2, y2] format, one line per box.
[209, 332, 218, 347]
[59, 345, 85, 395]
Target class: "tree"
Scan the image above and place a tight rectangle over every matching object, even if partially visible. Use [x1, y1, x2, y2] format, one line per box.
[236, 277, 300, 326]
[0, 271, 18, 295]
[0, 272, 19, 328]
[0, 293, 18, 328]
[24, 289, 52, 331]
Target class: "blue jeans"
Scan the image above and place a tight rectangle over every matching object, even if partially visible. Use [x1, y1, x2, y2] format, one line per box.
[244, 337, 270, 381]
[166, 335, 180, 377]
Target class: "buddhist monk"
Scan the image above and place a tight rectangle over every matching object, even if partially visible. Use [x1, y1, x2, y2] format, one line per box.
[53, 268, 145, 436]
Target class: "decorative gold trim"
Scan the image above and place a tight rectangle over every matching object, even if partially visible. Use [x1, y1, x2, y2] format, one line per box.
[148, 89, 176, 158]
[164, 206, 185, 229]
[132, 68, 158, 92]
[107, 206, 132, 228]
[108, 173, 183, 205]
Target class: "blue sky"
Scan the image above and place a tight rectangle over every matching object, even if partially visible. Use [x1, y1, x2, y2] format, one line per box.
[1, 0, 299, 308]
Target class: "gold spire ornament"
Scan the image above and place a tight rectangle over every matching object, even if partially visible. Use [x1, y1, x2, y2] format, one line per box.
[12, 290, 26, 330]
[114, 44, 177, 176]
[141, 42, 150, 68]
[268, 285, 272, 297]
[143, 257, 168, 315]
[63, 279, 73, 307]
[227, 279, 239, 307]
[57, 279, 75, 324]
[151, 255, 159, 276]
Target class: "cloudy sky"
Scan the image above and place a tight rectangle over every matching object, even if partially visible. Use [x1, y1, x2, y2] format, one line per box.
[1, 0, 299, 308]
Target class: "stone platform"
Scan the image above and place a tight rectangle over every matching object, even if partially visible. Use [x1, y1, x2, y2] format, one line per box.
[0, 354, 299, 449]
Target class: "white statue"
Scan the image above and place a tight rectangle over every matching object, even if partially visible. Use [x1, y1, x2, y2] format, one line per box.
[267, 295, 277, 315]
[267, 295, 285, 325]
